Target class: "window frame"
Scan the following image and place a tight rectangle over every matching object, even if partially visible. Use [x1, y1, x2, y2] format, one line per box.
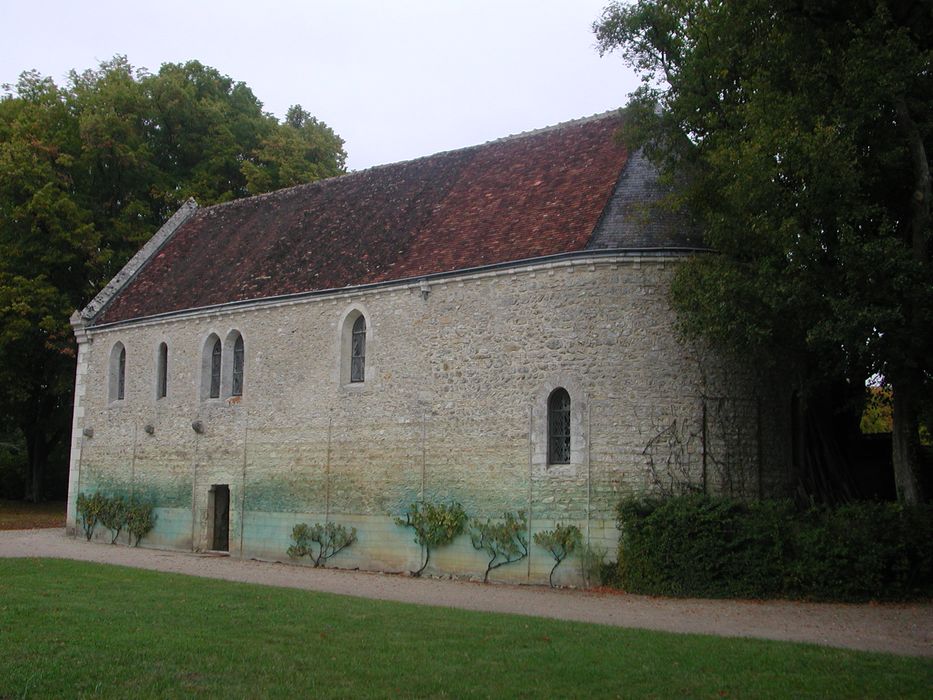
[547, 388, 572, 465]
[156, 342, 168, 400]
[200, 333, 222, 401]
[117, 346, 126, 401]
[338, 305, 375, 390]
[532, 377, 585, 476]
[350, 315, 366, 383]
[108, 341, 126, 403]
[210, 337, 222, 399]
[231, 333, 244, 397]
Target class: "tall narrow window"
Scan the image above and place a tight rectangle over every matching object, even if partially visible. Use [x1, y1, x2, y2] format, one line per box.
[109, 342, 126, 402]
[350, 315, 366, 383]
[548, 388, 571, 465]
[232, 334, 244, 396]
[156, 342, 168, 399]
[117, 346, 126, 401]
[210, 338, 222, 399]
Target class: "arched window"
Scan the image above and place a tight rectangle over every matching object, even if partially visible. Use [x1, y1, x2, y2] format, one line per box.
[118, 347, 126, 400]
[200, 334, 224, 401]
[339, 307, 372, 388]
[109, 342, 126, 402]
[156, 342, 168, 399]
[210, 337, 222, 399]
[548, 388, 571, 465]
[350, 315, 366, 383]
[231, 334, 244, 396]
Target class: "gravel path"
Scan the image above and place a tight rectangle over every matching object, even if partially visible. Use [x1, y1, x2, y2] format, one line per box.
[2, 528, 931, 657]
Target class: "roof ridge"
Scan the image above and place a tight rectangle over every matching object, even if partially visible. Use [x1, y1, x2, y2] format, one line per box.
[477, 108, 623, 147]
[198, 109, 624, 217]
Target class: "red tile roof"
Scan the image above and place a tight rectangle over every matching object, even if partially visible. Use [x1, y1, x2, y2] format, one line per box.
[96, 113, 627, 324]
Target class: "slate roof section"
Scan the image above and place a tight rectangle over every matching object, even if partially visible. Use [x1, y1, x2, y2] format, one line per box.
[93, 112, 693, 325]
[586, 148, 700, 249]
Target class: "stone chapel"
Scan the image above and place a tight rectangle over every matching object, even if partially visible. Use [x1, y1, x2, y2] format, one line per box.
[66, 112, 791, 584]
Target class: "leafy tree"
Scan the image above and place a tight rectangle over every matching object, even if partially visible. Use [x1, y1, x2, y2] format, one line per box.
[242, 106, 347, 194]
[0, 57, 346, 501]
[126, 499, 156, 547]
[0, 71, 91, 502]
[595, 1, 932, 503]
[861, 386, 894, 435]
[75, 491, 107, 541]
[99, 494, 129, 544]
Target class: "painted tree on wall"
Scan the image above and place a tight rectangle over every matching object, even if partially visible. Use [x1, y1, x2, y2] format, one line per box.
[595, 0, 932, 503]
[0, 57, 347, 501]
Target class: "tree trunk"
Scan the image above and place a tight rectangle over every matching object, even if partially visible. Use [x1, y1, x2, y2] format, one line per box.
[24, 427, 48, 503]
[891, 97, 930, 507]
[891, 380, 924, 505]
[21, 393, 56, 503]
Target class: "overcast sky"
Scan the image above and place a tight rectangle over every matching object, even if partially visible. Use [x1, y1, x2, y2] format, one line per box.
[1, 1, 639, 171]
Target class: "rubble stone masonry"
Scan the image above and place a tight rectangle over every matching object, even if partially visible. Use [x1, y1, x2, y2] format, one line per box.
[67, 254, 791, 585]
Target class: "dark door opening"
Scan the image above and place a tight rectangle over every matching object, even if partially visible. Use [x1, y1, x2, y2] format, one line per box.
[210, 484, 230, 551]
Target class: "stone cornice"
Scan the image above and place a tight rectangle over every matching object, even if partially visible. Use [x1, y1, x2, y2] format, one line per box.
[79, 248, 704, 336]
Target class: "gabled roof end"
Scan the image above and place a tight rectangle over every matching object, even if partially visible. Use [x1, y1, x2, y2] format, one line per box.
[80, 198, 199, 324]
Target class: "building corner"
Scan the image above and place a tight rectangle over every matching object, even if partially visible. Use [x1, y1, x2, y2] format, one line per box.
[65, 311, 91, 535]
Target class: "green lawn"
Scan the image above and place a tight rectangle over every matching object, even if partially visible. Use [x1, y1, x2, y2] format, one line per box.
[0, 559, 929, 698]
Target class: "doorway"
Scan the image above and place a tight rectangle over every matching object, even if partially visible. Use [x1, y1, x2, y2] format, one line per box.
[209, 484, 230, 552]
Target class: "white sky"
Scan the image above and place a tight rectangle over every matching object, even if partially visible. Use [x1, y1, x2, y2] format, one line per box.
[0, 0, 638, 171]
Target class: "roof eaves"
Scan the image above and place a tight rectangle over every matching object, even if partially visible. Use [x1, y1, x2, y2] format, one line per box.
[86, 246, 710, 331]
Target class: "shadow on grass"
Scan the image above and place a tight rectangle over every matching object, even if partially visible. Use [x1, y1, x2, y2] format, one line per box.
[0, 499, 65, 530]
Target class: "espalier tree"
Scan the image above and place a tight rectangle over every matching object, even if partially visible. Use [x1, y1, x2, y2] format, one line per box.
[396, 501, 468, 577]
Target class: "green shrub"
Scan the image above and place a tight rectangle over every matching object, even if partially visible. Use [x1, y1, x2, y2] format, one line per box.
[599, 558, 622, 588]
[614, 494, 933, 601]
[287, 522, 357, 567]
[469, 511, 528, 583]
[77, 492, 156, 546]
[617, 495, 793, 598]
[99, 495, 128, 544]
[786, 502, 933, 600]
[395, 501, 467, 577]
[76, 492, 108, 541]
[534, 523, 582, 587]
[126, 500, 156, 547]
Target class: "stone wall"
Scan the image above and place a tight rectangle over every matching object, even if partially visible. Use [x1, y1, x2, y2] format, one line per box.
[67, 254, 792, 585]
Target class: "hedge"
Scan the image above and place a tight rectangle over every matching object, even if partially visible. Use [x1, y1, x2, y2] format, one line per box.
[614, 494, 933, 601]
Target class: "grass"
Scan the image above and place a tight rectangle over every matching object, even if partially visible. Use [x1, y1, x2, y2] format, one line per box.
[0, 499, 65, 530]
[1, 559, 930, 699]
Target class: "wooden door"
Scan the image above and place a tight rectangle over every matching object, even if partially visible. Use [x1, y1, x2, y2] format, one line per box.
[211, 485, 230, 551]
